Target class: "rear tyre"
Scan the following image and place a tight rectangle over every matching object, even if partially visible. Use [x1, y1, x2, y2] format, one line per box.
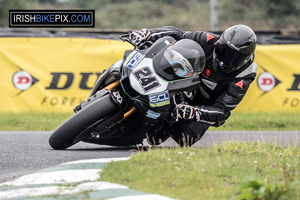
[49, 95, 118, 150]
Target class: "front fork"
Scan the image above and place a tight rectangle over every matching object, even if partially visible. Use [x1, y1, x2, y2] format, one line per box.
[108, 83, 136, 123]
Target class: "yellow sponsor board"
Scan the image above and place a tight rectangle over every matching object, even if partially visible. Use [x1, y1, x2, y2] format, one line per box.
[0, 37, 132, 113]
[236, 44, 300, 112]
[1, 37, 300, 112]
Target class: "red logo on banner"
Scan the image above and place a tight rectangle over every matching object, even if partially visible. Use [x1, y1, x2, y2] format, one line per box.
[257, 72, 277, 92]
[13, 71, 33, 91]
[17, 76, 31, 84]
[261, 78, 273, 86]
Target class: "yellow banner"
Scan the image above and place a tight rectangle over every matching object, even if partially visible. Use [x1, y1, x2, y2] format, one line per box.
[1, 37, 299, 112]
[0, 37, 131, 113]
[237, 44, 300, 112]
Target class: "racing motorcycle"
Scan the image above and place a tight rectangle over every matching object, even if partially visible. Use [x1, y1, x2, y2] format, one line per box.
[49, 35, 206, 150]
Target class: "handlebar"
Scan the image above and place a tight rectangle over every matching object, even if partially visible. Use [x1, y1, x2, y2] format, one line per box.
[119, 33, 153, 50]
[119, 34, 136, 49]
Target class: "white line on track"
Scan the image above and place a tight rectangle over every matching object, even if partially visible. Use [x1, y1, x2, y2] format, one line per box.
[0, 181, 128, 199]
[0, 157, 177, 200]
[107, 194, 177, 200]
[61, 157, 130, 165]
[0, 169, 101, 187]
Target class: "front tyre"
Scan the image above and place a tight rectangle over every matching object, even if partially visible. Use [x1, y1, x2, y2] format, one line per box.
[49, 94, 118, 150]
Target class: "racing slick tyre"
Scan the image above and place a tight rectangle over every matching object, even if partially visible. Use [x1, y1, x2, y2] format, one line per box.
[49, 94, 118, 150]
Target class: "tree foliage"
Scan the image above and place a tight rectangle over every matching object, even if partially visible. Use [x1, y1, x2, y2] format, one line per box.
[1, 0, 299, 31]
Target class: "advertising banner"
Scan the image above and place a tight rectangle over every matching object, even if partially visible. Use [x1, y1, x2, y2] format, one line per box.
[0, 37, 131, 112]
[236, 44, 300, 112]
[0, 37, 299, 113]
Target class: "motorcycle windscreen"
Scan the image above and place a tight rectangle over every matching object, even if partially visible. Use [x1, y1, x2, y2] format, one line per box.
[153, 52, 183, 81]
[153, 40, 205, 81]
[164, 48, 194, 77]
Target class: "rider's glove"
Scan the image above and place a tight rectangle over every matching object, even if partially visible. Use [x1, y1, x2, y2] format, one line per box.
[174, 104, 202, 122]
[129, 28, 152, 49]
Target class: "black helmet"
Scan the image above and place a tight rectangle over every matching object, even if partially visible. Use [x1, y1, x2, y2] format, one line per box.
[164, 39, 206, 78]
[212, 25, 257, 73]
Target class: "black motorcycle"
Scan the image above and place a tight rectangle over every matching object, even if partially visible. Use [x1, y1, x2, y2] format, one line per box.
[49, 35, 206, 149]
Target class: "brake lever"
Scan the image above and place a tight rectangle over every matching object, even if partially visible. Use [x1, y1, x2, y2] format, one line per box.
[172, 95, 182, 122]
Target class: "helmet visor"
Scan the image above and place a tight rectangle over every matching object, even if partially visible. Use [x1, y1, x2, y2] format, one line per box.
[213, 41, 251, 72]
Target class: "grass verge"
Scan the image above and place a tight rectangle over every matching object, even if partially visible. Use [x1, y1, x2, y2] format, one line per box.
[0, 112, 72, 131]
[100, 142, 300, 200]
[208, 112, 300, 131]
[0, 112, 299, 131]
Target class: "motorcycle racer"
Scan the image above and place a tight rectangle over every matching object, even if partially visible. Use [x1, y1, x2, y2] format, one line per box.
[129, 25, 257, 146]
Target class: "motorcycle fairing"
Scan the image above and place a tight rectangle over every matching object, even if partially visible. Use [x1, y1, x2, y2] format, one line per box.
[129, 58, 169, 95]
[148, 90, 170, 107]
[123, 51, 145, 70]
[88, 59, 123, 98]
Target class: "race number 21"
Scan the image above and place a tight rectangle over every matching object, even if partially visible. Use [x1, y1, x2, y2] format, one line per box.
[133, 67, 160, 92]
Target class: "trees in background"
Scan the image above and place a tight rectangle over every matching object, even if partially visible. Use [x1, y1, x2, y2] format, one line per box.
[1, 0, 299, 31]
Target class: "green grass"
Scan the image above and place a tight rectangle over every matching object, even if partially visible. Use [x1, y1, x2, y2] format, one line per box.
[100, 142, 300, 200]
[0, 112, 72, 131]
[209, 112, 300, 131]
[1, 112, 299, 199]
[0, 112, 299, 131]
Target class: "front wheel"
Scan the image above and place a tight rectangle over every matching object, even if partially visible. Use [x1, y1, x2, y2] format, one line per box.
[49, 94, 119, 150]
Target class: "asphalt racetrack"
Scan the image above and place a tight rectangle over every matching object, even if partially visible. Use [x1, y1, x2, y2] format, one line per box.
[0, 131, 299, 183]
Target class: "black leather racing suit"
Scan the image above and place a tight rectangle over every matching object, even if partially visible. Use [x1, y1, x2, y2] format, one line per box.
[147, 26, 257, 145]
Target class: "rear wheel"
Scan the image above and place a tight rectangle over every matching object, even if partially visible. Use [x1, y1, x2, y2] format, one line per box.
[49, 94, 119, 150]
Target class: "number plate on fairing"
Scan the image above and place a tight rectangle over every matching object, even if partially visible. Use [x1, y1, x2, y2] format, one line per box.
[129, 58, 168, 95]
